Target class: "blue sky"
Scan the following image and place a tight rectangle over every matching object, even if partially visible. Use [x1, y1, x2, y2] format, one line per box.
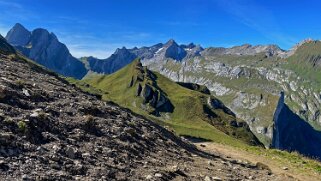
[0, 0, 321, 58]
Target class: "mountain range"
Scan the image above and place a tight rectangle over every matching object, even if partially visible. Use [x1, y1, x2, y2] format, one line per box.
[4, 23, 321, 159]
[5, 27, 320, 181]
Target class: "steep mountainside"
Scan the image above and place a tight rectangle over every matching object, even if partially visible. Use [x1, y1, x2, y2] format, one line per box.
[0, 32, 289, 181]
[5, 23, 87, 79]
[73, 59, 261, 146]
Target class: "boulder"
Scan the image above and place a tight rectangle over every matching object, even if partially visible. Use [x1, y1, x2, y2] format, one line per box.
[141, 84, 154, 102]
[136, 83, 142, 96]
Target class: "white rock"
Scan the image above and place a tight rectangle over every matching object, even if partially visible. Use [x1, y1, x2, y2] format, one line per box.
[22, 88, 30, 97]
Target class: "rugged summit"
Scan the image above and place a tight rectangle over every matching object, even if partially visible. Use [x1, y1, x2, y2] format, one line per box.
[5, 23, 31, 46]
[5, 23, 87, 79]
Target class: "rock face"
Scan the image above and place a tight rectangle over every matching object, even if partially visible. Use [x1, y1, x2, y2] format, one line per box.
[5, 23, 87, 79]
[5, 23, 31, 46]
[162, 39, 187, 61]
[271, 92, 321, 158]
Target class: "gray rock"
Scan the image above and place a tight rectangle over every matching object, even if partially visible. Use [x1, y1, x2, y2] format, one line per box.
[6, 23, 31, 46]
[65, 146, 77, 159]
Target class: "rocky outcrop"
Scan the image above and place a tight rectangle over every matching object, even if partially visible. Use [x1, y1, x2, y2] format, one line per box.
[271, 92, 321, 158]
[129, 60, 174, 114]
[5, 23, 87, 79]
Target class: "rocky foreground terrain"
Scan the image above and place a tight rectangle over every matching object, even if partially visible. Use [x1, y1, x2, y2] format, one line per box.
[0, 38, 296, 180]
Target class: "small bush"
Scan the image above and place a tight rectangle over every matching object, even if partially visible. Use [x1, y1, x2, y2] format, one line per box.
[128, 121, 136, 127]
[15, 80, 25, 89]
[17, 120, 27, 133]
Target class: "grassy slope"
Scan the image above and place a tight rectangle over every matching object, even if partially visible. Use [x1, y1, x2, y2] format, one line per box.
[75, 59, 259, 147]
[284, 41, 321, 89]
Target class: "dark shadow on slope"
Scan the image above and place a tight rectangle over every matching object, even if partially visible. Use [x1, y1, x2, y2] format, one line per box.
[176, 82, 211, 95]
[272, 104, 321, 159]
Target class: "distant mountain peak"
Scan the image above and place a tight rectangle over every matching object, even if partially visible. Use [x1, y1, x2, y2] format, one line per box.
[114, 46, 130, 55]
[165, 39, 178, 46]
[12, 23, 28, 31]
[6, 23, 31, 46]
[5, 23, 87, 79]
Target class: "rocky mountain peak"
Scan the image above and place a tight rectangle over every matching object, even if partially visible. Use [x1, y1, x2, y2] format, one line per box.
[187, 43, 196, 48]
[12, 23, 27, 32]
[163, 39, 187, 61]
[181, 43, 196, 49]
[5, 23, 31, 46]
[114, 46, 129, 54]
[165, 39, 177, 46]
[239, 44, 252, 48]
[5, 23, 87, 79]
